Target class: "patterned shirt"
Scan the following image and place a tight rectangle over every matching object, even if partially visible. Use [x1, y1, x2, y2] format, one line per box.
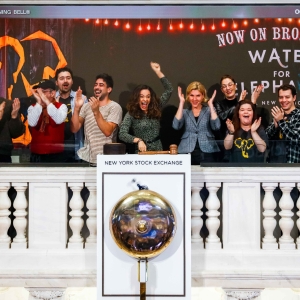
[119, 77, 173, 152]
[265, 107, 300, 163]
[77, 100, 122, 164]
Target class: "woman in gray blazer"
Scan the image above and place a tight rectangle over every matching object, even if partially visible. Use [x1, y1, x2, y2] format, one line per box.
[172, 81, 220, 165]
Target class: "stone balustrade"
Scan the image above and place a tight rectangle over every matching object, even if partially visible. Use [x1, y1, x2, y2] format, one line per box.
[0, 166, 299, 296]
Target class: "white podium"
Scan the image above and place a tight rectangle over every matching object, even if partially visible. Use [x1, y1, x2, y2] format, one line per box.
[97, 154, 191, 300]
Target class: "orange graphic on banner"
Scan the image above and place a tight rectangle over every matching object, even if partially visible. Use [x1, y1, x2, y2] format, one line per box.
[0, 36, 25, 99]
[21, 30, 68, 96]
[0, 31, 68, 146]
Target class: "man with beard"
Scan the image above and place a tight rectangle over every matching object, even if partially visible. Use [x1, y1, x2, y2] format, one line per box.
[55, 67, 87, 162]
[28, 80, 68, 163]
[70, 73, 122, 166]
[266, 84, 300, 163]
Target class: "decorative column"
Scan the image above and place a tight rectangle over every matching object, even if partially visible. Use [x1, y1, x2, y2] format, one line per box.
[11, 182, 28, 249]
[0, 183, 11, 248]
[278, 183, 295, 250]
[191, 184, 204, 248]
[296, 183, 300, 249]
[68, 183, 84, 249]
[85, 182, 97, 248]
[205, 182, 221, 249]
[262, 183, 278, 250]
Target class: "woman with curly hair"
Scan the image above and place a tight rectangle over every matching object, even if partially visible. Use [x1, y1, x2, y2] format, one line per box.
[119, 62, 173, 152]
[224, 99, 267, 162]
[172, 81, 220, 165]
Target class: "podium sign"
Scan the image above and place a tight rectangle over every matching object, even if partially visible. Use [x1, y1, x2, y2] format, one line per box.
[97, 154, 191, 299]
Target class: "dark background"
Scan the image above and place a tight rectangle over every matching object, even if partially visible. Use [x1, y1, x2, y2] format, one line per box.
[1, 18, 299, 148]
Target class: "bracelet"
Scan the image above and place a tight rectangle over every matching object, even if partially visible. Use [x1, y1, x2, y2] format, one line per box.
[228, 132, 234, 135]
[137, 139, 143, 143]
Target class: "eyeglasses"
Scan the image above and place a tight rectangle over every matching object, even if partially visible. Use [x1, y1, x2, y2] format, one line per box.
[221, 82, 235, 89]
[41, 89, 53, 93]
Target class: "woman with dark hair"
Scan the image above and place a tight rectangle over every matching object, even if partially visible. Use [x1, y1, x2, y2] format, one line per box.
[172, 81, 220, 165]
[119, 62, 173, 152]
[224, 99, 267, 162]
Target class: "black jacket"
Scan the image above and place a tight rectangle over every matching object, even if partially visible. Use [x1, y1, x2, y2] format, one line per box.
[0, 98, 25, 156]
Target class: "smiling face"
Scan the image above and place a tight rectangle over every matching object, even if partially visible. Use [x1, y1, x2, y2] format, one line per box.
[56, 71, 73, 96]
[188, 89, 204, 109]
[139, 89, 151, 112]
[94, 78, 111, 100]
[278, 88, 296, 114]
[239, 103, 254, 126]
[221, 77, 237, 100]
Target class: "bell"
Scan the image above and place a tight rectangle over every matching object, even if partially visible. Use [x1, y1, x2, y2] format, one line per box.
[110, 188, 176, 299]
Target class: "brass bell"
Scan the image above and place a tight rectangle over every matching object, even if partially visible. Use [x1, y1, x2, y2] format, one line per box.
[110, 187, 176, 300]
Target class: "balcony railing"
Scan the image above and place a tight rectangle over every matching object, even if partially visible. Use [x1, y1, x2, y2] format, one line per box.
[0, 165, 300, 299]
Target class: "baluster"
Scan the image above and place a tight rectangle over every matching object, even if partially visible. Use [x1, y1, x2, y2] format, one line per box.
[262, 183, 278, 250]
[278, 183, 295, 250]
[191, 184, 204, 248]
[11, 183, 28, 249]
[296, 183, 300, 249]
[205, 183, 221, 249]
[0, 183, 11, 248]
[85, 182, 97, 248]
[68, 183, 84, 249]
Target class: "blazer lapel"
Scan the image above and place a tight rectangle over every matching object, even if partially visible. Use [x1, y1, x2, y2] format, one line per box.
[187, 109, 197, 126]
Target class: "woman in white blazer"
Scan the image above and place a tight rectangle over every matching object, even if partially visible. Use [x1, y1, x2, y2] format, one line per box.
[172, 81, 220, 165]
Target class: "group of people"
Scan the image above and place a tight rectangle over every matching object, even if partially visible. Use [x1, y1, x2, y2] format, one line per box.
[0, 62, 299, 165]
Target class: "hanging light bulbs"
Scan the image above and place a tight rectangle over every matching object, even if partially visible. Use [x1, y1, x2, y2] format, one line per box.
[179, 20, 184, 29]
[190, 20, 194, 29]
[211, 19, 215, 30]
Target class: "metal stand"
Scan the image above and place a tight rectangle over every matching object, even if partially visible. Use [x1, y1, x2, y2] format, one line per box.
[138, 259, 148, 300]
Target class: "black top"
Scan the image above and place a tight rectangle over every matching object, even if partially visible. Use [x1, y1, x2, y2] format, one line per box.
[229, 127, 268, 163]
[214, 97, 238, 139]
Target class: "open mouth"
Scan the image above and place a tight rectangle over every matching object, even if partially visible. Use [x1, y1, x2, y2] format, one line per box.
[140, 101, 149, 110]
[94, 89, 102, 97]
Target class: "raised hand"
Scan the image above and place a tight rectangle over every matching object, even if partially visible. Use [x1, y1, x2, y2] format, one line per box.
[74, 86, 84, 110]
[31, 88, 43, 106]
[239, 90, 247, 101]
[11, 98, 20, 119]
[207, 90, 217, 108]
[150, 61, 164, 78]
[150, 61, 160, 72]
[226, 118, 235, 134]
[89, 97, 99, 113]
[251, 117, 261, 132]
[0, 101, 5, 120]
[178, 86, 185, 105]
[271, 106, 284, 122]
[36, 88, 50, 106]
[251, 84, 263, 104]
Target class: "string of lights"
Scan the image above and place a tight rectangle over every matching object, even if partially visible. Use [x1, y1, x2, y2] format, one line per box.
[83, 18, 300, 33]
